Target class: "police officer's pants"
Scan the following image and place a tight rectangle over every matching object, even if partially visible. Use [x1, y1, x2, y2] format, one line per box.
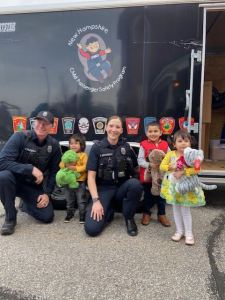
[84, 178, 143, 237]
[0, 170, 54, 223]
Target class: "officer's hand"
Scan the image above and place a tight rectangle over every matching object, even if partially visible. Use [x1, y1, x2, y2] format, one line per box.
[32, 167, 44, 184]
[91, 201, 104, 222]
[37, 194, 49, 208]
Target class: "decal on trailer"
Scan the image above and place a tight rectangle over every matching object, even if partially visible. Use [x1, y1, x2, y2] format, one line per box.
[78, 118, 89, 134]
[49, 118, 59, 135]
[126, 118, 140, 135]
[144, 117, 157, 133]
[62, 117, 75, 135]
[92, 117, 107, 134]
[68, 24, 126, 93]
[12, 116, 27, 132]
[160, 117, 175, 135]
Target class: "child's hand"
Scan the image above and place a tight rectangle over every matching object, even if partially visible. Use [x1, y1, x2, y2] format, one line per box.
[65, 163, 77, 171]
[105, 48, 111, 54]
[168, 163, 176, 171]
[173, 170, 184, 179]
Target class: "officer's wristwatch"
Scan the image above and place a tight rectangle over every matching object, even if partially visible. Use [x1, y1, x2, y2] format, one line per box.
[92, 197, 100, 203]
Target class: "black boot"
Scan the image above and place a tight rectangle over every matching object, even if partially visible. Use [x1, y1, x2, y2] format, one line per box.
[125, 218, 138, 236]
[1, 219, 17, 235]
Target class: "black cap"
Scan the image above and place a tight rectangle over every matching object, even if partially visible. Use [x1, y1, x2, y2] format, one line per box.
[34, 111, 54, 125]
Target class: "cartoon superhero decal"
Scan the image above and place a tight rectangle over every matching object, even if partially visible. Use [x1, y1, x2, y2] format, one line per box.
[77, 34, 112, 83]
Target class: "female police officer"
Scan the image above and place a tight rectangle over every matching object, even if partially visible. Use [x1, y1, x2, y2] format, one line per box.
[84, 116, 143, 237]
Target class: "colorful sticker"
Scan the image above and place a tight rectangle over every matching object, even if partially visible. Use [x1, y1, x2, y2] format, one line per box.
[178, 117, 194, 131]
[144, 117, 157, 133]
[12, 116, 27, 132]
[159, 117, 175, 135]
[125, 117, 140, 135]
[49, 118, 59, 135]
[62, 117, 75, 134]
[78, 117, 89, 134]
[92, 117, 107, 134]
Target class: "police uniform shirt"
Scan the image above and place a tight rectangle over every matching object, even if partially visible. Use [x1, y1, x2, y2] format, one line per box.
[0, 130, 61, 195]
[87, 137, 138, 184]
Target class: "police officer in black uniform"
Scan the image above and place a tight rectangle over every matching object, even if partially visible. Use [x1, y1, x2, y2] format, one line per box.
[84, 116, 143, 237]
[0, 111, 61, 235]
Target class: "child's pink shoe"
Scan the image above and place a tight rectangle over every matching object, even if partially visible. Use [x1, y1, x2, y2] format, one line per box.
[185, 236, 195, 246]
[171, 233, 184, 242]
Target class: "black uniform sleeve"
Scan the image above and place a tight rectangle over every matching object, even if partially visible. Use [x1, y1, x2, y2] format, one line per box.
[128, 144, 138, 168]
[44, 139, 62, 196]
[86, 143, 100, 172]
[0, 132, 33, 175]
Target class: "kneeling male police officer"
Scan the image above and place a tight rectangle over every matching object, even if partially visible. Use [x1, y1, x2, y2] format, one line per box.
[84, 116, 143, 237]
[0, 111, 61, 235]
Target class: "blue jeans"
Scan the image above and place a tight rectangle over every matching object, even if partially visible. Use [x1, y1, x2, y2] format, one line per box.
[84, 178, 143, 237]
[0, 170, 54, 223]
[142, 183, 166, 216]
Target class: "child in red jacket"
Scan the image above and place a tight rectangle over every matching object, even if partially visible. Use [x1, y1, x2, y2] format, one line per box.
[138, 122, 171, 226]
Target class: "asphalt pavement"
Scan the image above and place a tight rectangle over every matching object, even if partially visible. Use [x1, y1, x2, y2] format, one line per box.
[0, 187, 224, 300]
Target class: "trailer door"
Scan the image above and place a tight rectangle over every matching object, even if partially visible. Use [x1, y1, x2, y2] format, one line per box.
[199, 3, 225, 183]
[142, 3, 203, 138]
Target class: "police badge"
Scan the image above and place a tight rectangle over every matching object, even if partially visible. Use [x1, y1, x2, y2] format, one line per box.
[47, 145, 53, 153]
[120, 147, 126, 155]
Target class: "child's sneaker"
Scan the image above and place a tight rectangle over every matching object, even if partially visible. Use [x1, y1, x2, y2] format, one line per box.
[185, 236, 195, 246]
[64, 211, 74, 223]
[171, 232, 184, 242]
[79, 213, 85, 224]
